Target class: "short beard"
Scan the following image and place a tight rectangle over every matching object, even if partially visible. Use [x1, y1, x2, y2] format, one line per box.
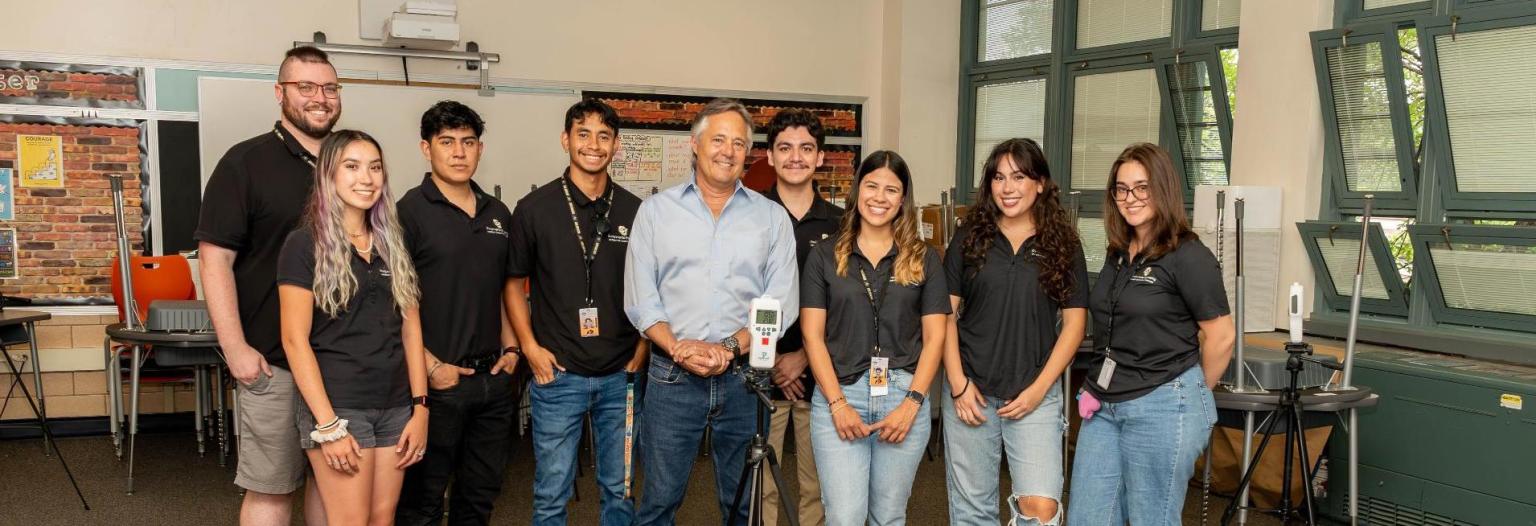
[281, 97, 338, 140]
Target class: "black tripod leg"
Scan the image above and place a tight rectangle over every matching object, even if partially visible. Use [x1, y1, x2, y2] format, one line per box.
[1222, 410, 1281, 525]
[730, 450, 757, 526]
[1, 348, 89, 510]
[1279, 405, 1296, 518]
[1292, 408, 1317, 526]
[764, 445, 800, 526]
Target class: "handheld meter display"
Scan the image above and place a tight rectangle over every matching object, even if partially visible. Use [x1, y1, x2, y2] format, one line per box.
[749, 296, 782, 369]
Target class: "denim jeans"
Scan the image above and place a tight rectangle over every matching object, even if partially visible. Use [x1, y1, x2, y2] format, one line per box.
[1067, 365, 1217, 526]
[529, 369, 639, 526]
[810, 369, 931, 526]
[635, 355, 756, 526]
[942, 379, 1064, 526]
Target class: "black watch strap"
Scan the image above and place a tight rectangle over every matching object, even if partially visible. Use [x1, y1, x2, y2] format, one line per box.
[412, 395, 429, 408]
[906, 389, 926, 405]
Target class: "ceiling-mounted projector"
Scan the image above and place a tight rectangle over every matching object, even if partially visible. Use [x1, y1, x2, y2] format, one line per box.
[383, 0, 459, 48]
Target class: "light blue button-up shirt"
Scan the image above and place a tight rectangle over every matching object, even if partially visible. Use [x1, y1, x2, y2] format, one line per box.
[624, 177, 800, 344]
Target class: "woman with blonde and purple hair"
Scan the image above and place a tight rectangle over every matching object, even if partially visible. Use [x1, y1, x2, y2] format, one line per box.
[276, 129, 430, 524]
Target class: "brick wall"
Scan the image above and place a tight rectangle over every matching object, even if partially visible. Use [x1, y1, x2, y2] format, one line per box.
[0, 69, 140, 103]
[597, 98, 860, 135]
[0, 123, 144, 300]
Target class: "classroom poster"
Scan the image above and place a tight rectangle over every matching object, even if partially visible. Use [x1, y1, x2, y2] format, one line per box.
[0, 168, 13, 221]
[612, 134, 664, 182]
[0, 228, 17, 279]
[17, 134, 65, 188]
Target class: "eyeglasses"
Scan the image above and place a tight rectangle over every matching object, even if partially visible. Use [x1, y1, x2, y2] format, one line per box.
[592, 199, 612, 238]
[1112, 184, 1151, 202]
[278, 81, 342, 98]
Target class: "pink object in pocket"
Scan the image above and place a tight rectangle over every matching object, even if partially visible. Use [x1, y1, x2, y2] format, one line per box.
[1077, 390, 1102, 420]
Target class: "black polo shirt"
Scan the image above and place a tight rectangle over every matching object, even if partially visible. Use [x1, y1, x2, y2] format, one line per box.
[944, 225, 1090, 400]
[1085, 237, 1229, 403]
[397, 175, 515, 365]
[276, 227, 410, 409]
[765, 186, 843, 399]
[194, 122, 317, 367]
[508, 171, 642, 376]
[801, 242, 951, 385]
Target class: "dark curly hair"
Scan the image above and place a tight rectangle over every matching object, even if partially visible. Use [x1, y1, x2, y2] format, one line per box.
[961, 138, 1080, 304]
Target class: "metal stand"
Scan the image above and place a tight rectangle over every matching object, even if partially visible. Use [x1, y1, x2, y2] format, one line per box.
[728, 367, 800, 526]
[1221, 341, 1326, 525]
[1, 339, 89, 509]
[1332, 194, 1374, 526]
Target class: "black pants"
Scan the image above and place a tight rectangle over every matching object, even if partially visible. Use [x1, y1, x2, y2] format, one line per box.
[396, 369, 525, 526]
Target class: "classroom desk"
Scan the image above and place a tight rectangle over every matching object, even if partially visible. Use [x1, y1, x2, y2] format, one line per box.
[0, 309, 53, 454]
[105, 323, 224, 494]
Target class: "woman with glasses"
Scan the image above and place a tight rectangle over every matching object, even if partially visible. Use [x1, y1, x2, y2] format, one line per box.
[1068, 143, 1234, 525]
[942, 138, 1087, 525]
[277, 130, 430, 524]
[800, 150, 951, 525]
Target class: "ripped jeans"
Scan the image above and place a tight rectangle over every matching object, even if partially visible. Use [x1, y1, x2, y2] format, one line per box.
[942, 380, 1065, 526]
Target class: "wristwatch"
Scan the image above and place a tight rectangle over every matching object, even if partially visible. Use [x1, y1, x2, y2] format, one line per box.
[719, 335, 741, 356]
[411, 395, 429, 408]
[906, 390, 926, 405]
[504, 345, 522, 356]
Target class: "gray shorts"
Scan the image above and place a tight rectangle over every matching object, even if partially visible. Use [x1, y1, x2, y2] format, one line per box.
[295, 402, 413, 449]
[235, 366, 308, 495]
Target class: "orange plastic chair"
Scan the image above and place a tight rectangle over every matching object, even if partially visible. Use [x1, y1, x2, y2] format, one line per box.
[109, 255, 196, 323]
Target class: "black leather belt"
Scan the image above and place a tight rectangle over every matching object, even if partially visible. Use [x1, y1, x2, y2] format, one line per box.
[454, 352, 501, 373]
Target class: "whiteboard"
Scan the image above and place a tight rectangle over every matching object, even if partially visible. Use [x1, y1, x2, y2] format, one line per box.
[198, 77, 580, 204]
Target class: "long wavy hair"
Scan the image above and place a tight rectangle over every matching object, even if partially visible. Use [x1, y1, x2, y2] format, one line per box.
[305, 130, 419, 318]
[1103, 142, 1194, 261]
[961, 138, 1080, 304]
[834, 150, 928, 285]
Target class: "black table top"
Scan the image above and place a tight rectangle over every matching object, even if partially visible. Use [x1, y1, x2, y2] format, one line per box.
[106, 323, 220, 347]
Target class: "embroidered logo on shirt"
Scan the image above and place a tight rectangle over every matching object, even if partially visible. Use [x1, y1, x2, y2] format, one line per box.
[379, 268, 392, 277]
[484, 218, 509, 238]
[607, 224, 631, 244]
[619, 225, 629, 236]
[1129, 266, 1157, 284]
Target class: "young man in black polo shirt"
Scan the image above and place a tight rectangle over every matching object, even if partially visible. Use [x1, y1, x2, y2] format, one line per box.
[506, 99, 646, 526]
[394, 101, 523, 526]
[195, 46, 338, 526]
[760, 108, 838, 526]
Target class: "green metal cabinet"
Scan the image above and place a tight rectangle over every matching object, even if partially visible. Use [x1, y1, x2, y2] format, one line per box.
[1322, 348, 1536, 524]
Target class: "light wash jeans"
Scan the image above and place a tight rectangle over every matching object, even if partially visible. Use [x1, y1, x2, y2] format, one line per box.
[1067, 365, 1217, 525]
[810, 369, 932, 526]
[942, 379, 1064, 525]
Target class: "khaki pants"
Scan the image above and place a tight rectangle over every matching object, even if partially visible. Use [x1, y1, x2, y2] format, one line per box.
[762, 399, 825, 526]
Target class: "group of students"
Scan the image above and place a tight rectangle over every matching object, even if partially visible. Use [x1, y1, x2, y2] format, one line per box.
[199, 46, 1234, 526]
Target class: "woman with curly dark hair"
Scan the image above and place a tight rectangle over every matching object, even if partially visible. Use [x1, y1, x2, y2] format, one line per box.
[941, 138, 1087, 525]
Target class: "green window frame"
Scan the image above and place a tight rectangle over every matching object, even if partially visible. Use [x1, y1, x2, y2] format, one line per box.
[1311, 26, 1421, 213]
[1297, 221, 1412, 317]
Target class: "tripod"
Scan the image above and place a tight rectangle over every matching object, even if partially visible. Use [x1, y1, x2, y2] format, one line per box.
[728, 367, 800, 526]
[1221, 341, 1331, 525]
[1, 339, 90, 509]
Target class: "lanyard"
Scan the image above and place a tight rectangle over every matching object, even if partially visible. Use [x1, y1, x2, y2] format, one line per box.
[857, 260, 892, 358]
[272, 126, 316, 168]
[1100, 253, 1145, 357]
[561, 178, 613, 305]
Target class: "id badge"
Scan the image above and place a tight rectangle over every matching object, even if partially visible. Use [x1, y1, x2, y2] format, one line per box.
[869, 356, 890, 397]
[578, 307, 599, 337]
[1096, 356, 1117, 390]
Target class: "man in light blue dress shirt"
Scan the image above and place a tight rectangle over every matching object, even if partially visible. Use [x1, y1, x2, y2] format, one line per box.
[624, 98, 799, 525]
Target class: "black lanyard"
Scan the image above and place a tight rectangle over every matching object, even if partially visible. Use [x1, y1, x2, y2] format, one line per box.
[561, 178, 612, 306]
[272, 126, 317, 168]
[857, 260, 892, 358]
[1100, 253, 1145, 357]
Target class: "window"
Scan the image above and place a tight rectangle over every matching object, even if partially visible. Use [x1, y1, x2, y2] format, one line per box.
[972, 78, 1048, 180]
[1304, 2, 1536, 358]
[1165, 60, 1229, 189]
[1202, 0, 1242, 32]
[1076, 0, 1174, 49]
[981, 0, 1054, 61]
[1070, 68, 1160, 192]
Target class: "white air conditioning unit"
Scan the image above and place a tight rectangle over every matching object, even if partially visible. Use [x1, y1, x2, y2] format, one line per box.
[1193, 185, 1283, 333]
